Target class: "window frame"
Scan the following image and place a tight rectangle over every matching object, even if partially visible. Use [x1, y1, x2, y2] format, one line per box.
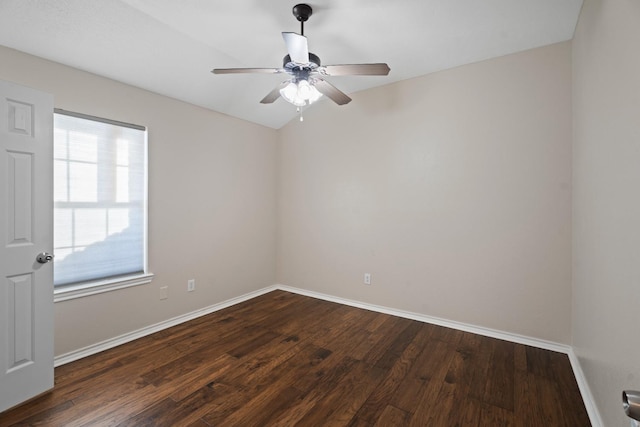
[52, 109, 152, 302]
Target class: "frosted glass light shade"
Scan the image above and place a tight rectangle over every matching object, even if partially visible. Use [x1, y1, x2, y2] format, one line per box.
[280, 80, 323, 107]
[307, 85, 323, 104]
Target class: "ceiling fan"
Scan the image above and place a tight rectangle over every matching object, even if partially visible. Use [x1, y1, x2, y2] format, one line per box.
[211, 3, 390, 109]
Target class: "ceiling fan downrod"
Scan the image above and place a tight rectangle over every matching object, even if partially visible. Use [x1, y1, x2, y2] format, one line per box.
[292, 3, 312, 36]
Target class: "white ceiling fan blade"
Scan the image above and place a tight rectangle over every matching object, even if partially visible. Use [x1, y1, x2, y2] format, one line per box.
[212, 68, 283, 74]
[314, 79, 352, 105]
[260, 81, 290, 104]
[282, 32, 309, 65]
[320, 63, 391, 76]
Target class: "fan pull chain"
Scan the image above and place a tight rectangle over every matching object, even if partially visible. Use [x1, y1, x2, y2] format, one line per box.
[297, 107, 304, 122]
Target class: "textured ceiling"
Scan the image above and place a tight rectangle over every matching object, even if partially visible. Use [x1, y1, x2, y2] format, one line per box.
[0, 0, 583, 129]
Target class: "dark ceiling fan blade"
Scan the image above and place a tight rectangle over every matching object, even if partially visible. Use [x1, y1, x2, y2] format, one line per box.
[260, 81, 290, 104]
[320, 63, 391, 76]
[282, 32, 309, 65]
[314, 79, 352, 105]
[212, 68, 283, 74]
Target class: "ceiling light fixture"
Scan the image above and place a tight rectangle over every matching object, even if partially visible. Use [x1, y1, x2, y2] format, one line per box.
[279, 79, 323, 107]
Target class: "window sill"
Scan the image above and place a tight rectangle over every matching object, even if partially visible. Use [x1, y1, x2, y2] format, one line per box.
[54, 273, 154, 303]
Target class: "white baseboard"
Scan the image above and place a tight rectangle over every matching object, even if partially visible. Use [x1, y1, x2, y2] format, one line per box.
[54, 283, 602, 427]
[567, 348, 604, 427]
[54, 285, 278, 367]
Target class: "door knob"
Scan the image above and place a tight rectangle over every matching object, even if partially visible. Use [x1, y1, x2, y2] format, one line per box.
[624, 390, 640, 422]
[36, 252, 54, 264]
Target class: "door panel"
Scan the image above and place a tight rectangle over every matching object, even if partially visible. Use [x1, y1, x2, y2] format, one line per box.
[7, 273, 34, 372]
[0, 80, 54, 413]
[6, 151, 33, 245]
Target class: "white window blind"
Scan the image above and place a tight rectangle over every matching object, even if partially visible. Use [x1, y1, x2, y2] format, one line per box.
[53, 110, 147, 287]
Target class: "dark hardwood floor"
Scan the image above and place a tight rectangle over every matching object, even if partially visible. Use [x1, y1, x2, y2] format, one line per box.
[0, 290, 590, 426]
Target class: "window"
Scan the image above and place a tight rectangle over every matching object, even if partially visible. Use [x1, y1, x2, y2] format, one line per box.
[53, 110, 151, 300]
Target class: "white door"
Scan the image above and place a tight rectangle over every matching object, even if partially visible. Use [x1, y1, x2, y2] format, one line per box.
[0, 80, 54, 412]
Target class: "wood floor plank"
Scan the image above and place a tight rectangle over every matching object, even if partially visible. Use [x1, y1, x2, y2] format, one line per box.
[194, 385, 250, 426]
[425, 380, 458, 426]
[430, 323, 464, 345]
[438, 343, 472, 426]
[202, 343, 335, 425]
[374, 405, 411, 426]
[0, 291, 591, 426]
[48, 383, 166, 427]
[514, 342, 528, 371]
[525, 345, 553, 378]
[483, 339, 515, 411]
[167, 353, 237, 402]
[142, 351, 235, 389]
[115, 396, 193, 427]
[535, 374, 570, 426]
[361, 316, 415, 366]
[412, 338, 454, 383]
[468, 333, 494, 401]
[374, 320, 423, 370]
[214, 386, 302, 427]
[352, 325, 430, 424]
[364, 312, 393, 333]
[478, 402, 515, 427]
[272, 296, 341, 338]
[251, 295, 319, 330]
[212, 337, 303, 393]
[1, 399, 75, 426]
[408, 379, 446, 427]
[514, 370, 547, 427]
[295, 359, 386, 426]
[406, 340, 460, 426]
[267, 356, 359, 426]
[36, 344, 199, 425]
[450, 331, 484, 397]
[455, 397, 483, 427]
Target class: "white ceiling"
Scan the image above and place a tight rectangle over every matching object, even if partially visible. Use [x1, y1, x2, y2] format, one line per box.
[0, 0, 583, 129]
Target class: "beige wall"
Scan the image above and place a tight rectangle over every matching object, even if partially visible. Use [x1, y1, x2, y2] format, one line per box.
[5, 10, 637, 422]
[572, 0, 640, 425]
[0, 45, 278, 356]
[278, 42, 573, 343]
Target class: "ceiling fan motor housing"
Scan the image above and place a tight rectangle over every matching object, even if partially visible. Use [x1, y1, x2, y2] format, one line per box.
[283, 52, 321, 82]
[292, 4, 312, 22]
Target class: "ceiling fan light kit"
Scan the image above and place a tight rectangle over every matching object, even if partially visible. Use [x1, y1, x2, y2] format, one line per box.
[280, 79, 323, 107]
[212, 3, 390, 116]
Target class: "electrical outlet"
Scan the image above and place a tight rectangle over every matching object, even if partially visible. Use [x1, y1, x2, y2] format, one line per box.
[187, 279, 195, 292]
[160, 286, 168, 300]
[364, 273, 371, 285]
